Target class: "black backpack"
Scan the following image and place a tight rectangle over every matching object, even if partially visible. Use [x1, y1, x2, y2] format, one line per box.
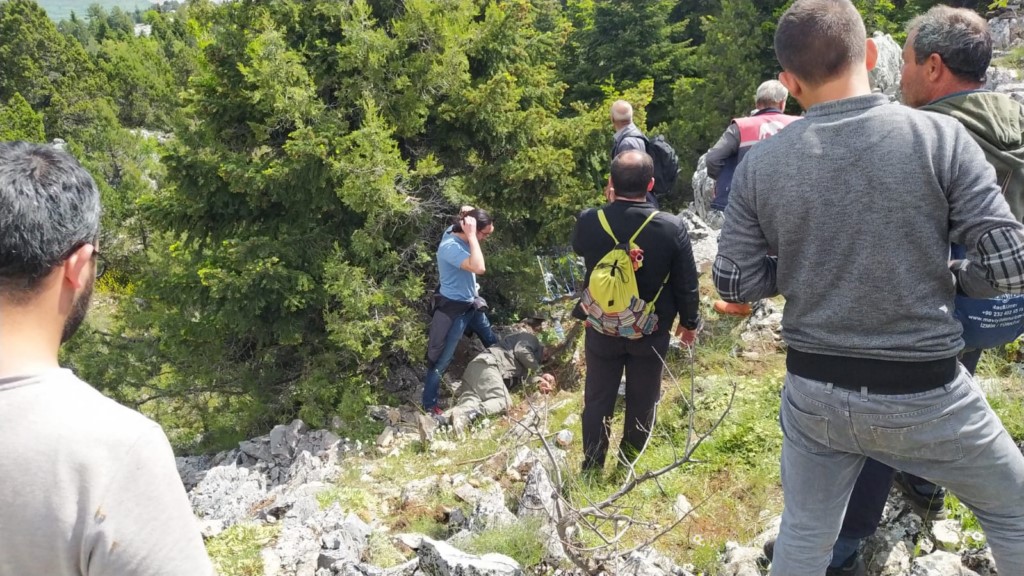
[612, 127, 681, 201]
[642, 134, 680, 199]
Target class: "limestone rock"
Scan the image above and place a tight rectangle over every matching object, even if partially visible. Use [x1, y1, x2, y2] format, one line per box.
[554, 429, 573, 448]
[869, 32, 903, 101]
[270, 420, 309, 461]
[674, 494, 696, 521]
[678, 208, 715, 242]
[910, 550, 980, 576]
[720, 542, 763, 576]
[416, 537, 523, 576]
[189, 464, 268, 526]
[990, 15, 1024, 51]
[176, 455, 212, 491]
[605, 548, 695, 576]
[932, 519, 963, 552]
[337, 559, 421, 576]
[454, 483, 482, 506]
[376, 427, 396, 448]
[469, 486, 516, 532]
[517, 461, 556, 521]
[678, 208, 720, 268]
[691, 154, 716, 223]
[401, 475, 441, 508]
[961, 548, 997, 576]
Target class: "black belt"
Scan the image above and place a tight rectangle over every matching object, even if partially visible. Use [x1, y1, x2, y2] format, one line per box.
[787, 349, 958, 395]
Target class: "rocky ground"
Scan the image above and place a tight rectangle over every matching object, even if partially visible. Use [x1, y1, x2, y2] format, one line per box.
[178, 374, 1021, 576]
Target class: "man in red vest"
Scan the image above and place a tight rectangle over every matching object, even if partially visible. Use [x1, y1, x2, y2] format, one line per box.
[706, 79, 800, 315]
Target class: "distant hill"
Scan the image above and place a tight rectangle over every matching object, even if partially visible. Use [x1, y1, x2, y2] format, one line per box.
[38, 0, 153, 22]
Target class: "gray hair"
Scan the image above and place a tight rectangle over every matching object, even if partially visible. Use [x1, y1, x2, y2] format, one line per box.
[610, 100, 633, 123]
[0, 142, 101, 296]
[908, 5, 990, 84]
[755, 80, 789, 108]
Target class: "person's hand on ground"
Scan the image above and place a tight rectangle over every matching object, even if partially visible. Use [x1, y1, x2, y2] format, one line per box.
[539, 373, 556, 393]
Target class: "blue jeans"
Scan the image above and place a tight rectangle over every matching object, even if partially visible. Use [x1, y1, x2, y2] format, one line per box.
[422, 309, 496, 410]
[772, 369, 1024, 576]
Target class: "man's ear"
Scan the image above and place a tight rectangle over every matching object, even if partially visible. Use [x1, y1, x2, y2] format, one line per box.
[865, 37, 878, 72]
[62, 244, 94, 290]
[646, 177, 655, 192]
[926, 52, 944, 81]
[779, 71, 802, 101]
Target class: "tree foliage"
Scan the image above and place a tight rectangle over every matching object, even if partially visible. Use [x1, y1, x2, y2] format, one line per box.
[0, 92, 45, 142]
[0, 0, 991, 449]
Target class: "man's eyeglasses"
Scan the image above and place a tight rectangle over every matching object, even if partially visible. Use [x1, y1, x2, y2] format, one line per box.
[62, 243, 108, 279]
[93, 250, 108, 279]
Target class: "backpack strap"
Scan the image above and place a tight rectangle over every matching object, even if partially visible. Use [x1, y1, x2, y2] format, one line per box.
[596, 209, 620, 243]
[629, 211, 660, 243]
[647, 273, 671, 308]
[633, 211, 667, 307]
[597, 209, 660, 245]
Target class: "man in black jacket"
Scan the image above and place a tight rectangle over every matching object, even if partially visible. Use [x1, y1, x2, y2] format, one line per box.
[572, 150, 702, 472]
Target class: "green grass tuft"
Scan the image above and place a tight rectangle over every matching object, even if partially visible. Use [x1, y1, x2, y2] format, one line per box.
[462, 518, 547, 568]
[206, 523, 280, 576]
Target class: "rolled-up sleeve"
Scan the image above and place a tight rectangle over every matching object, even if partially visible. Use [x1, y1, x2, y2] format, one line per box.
[947, 124, 1024, 297]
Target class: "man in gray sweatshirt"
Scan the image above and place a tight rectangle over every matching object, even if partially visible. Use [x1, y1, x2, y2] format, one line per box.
[713, 1, 1024, 574]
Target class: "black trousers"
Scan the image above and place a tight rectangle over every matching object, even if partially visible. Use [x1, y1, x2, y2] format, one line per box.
[582, 328, 670, 470]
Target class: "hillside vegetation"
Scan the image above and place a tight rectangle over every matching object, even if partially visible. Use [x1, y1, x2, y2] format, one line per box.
[0, 0, 994, 448]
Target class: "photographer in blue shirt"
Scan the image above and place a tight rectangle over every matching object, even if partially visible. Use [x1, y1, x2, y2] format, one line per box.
[422, 207, 498, 414]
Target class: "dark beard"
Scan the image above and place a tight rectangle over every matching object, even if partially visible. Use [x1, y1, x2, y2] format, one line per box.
[61, 277, 94, 344]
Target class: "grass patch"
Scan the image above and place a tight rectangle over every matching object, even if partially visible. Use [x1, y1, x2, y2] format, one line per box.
[462, 519, 547, 567]
[206, 523, 280, 576]
[994, 45, 1024, 72]
[366, 530, 411, 568]
[402, 511, 450, 540]
[318, 484, 380, 520]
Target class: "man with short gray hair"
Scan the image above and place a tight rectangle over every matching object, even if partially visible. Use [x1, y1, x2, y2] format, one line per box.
[706, 79, 800, 316]
[0, 142, 214, 575]
[609, 100, 646, 159]
[608, 100, 661, 206]
[705, 80, 800, 218]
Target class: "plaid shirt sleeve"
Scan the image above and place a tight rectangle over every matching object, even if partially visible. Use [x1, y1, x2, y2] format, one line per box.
[954, 225, 1024, 298]
[713, 254, 778, 303]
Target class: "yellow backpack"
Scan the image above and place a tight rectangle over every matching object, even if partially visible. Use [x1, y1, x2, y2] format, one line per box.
[581, 209, 668, 339]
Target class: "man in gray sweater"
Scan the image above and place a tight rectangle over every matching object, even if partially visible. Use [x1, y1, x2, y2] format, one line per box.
[713, 1, 1024, 574]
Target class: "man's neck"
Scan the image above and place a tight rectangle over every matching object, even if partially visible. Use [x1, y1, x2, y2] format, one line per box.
[0, 305, 61, 378]
[798, 73, 872, 109]
[929, 80, 986, 105]
[613, 121, 632, 132]
[612, 195, 647, 203]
